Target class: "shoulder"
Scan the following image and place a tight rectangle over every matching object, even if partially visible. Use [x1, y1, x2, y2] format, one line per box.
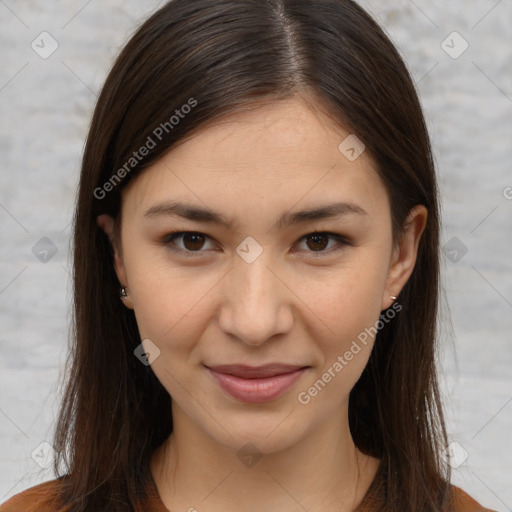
[0, 477, 70, 512]
[451, 485, 498, 512]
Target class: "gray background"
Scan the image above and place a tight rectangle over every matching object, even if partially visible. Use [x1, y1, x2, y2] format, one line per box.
[0, 0, 511, 509]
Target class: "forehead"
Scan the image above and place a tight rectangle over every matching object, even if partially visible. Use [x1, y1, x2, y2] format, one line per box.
[121, 96, 388, 222]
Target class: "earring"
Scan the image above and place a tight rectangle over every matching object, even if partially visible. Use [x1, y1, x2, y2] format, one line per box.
[119, 287, 128, 299]
[390, 295, 397, 301]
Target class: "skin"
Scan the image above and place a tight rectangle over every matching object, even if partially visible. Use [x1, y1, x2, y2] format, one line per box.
[98, 95, 427, 512]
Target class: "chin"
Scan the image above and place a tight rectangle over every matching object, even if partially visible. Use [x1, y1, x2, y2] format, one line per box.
[205, 411, 306, 454]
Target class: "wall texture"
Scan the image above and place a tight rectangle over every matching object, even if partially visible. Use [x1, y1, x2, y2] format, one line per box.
[0, 0, 511, 509]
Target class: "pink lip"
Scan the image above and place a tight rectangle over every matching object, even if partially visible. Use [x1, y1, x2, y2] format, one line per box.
[206, 364, 308, 403]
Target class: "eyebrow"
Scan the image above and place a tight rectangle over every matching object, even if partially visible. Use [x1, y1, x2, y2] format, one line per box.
[143, 200, 367, 229]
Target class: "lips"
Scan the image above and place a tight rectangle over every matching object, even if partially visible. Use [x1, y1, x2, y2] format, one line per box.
[206, 363, 306, 379]
[205, 363, 309, 403]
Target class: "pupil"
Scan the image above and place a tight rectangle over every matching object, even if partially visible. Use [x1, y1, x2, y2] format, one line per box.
[181, 234, 329, 252]
[308, 234, 328, 251]
[184, 233, 204, 250]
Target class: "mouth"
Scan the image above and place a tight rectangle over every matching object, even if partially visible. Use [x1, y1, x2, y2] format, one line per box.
[205, 363, 309, 403]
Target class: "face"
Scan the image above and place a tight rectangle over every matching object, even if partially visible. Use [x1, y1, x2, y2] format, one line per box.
[98, 95, 426, 455]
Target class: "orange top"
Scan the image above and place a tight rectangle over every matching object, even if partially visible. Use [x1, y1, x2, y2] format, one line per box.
[0, 473, 497, 512]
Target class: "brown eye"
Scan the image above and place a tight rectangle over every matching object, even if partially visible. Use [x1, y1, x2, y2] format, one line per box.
[181, 233, 206, 251]
[295, 232, 349, 255]
[305, 233, 330, 251]
[162, 230, 349, 258]
[162, 231, 216, 256]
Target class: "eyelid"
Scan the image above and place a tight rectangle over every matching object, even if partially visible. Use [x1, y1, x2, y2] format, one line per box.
[160, 231, 218, 257]
[160, 229, 350, 257]
[293, 231, 350, 255]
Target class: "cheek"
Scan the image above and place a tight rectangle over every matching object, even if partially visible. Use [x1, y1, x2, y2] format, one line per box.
[130, 267, 214, 342]
[299, 255, 389, 336]
[123, 243, 223, 362]
[295, 292, 385, 410]
[297, 252, 390, 384]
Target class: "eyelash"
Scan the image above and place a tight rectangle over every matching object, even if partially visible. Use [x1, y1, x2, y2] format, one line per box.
[160, 230, 351, 258]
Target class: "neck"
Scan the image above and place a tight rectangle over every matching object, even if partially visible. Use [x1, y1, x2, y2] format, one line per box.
[151, 403, 380, 512]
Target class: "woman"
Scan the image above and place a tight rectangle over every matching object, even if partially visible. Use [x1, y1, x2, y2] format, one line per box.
[0, 0, 496, 511]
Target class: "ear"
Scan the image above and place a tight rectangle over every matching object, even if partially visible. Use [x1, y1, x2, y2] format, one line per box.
[96, 214, 134, 309]
[381, 205, 428, 310]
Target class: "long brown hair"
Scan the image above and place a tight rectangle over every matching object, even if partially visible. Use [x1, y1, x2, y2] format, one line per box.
[52, 0, 452, 510]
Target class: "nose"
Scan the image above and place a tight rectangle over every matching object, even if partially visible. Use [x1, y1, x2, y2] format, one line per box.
[218, 252, 293, 347]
